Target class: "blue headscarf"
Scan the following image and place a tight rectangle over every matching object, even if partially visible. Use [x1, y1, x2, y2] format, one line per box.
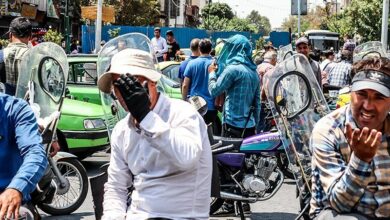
[216, 34, 256, 76]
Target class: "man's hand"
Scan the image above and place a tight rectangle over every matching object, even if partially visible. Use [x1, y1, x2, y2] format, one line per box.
[113, 74, 151, 123]
[345, 123, 382, 163]
[50, 141, 61, 157]
[0, 188, 22, 220]
[208, 61, 218, 74]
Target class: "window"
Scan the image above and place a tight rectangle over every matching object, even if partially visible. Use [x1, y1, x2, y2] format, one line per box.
[68, 62, 97, 85]
[161, 64, 180, 83]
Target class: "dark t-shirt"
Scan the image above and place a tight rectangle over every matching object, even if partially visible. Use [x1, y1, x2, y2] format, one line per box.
[166, 41, 180, 61]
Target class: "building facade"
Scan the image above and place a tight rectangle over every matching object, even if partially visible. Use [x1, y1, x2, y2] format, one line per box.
[159, 0, 208, 27]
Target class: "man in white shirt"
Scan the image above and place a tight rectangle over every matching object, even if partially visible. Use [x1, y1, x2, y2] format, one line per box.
[97, 48, 212, 220]
[151, 27, 168, 62]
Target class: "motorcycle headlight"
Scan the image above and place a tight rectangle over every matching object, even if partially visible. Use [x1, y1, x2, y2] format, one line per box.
[83, 119, 106, 130]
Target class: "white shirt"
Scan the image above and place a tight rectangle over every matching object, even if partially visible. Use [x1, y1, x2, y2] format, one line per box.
[103, 94, 212, 220]
[151, 36, 168, 58]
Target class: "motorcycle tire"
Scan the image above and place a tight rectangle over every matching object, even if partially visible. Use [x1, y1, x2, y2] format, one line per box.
[38, 158, 88, 215]
[209, 197, 224, 215]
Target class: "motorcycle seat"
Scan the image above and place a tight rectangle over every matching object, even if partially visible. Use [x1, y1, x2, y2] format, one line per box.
[213, 136, 243, 148]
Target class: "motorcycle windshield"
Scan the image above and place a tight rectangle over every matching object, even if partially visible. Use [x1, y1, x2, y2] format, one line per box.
[265, 54, 330, 195]
[97, 33, 161, 139]
[277, 44, 293, 63]
[16, 42, 68, 124]
[353, 41, 386, 63]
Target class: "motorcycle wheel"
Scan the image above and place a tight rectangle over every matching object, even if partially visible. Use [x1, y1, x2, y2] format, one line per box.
[210, 197, 224, 215]
[38, 158, 88, 215]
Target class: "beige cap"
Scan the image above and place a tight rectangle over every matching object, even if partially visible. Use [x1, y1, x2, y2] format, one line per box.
[97, 48, 161, 93]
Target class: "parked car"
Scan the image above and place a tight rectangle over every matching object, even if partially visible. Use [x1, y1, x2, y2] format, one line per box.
[158, 61, 181, 83]
[57, 54, 109, 159]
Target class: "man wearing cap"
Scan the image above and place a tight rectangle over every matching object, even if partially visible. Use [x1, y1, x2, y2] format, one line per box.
[98, 48, 212, 219]
[295, 37, 322, 87]
[310, 57, 390, 220]
[151, 27, 168, 62]
[0, 17, 32, 96]
[165, 30, 180, 61]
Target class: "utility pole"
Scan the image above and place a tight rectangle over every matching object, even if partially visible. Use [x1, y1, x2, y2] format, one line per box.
[95, 0, 103, 53]
[61, 0, 71, 53]
[168, 0, 171, 27]
[381, 0, 389, 49]
[298, 0, 301, 35]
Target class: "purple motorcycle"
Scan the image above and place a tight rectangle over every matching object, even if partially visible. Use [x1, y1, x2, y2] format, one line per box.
[209, 128, 287, 218]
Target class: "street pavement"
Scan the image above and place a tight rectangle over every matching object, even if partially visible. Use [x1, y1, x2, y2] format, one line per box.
[41, 152, 299, 220]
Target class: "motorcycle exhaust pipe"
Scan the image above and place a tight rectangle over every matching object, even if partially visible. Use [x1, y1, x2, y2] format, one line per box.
[220, 192, 257, 202]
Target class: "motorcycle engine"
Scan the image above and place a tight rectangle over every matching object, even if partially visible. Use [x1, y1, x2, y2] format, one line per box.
[243, 156, 278, 195]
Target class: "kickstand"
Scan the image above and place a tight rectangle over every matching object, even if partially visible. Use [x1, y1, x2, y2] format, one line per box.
[235, 201, 245, 220]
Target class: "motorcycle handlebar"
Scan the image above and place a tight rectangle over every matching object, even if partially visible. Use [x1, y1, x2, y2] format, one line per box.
[212, 144, 235, 155]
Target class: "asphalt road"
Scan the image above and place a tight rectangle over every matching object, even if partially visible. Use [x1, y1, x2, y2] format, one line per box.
[41, 152, 299, 220]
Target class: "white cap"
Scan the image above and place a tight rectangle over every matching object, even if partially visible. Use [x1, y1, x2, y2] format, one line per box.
[98, 48, 161, 93]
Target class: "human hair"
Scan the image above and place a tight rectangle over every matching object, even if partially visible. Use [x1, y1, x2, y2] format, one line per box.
[190, 38, 200, 52]
[166, 30, 174, 37]
[9, 17, 32, 38]
[263, 50, 277, 61]
[154, 27, 161, 33]
[199, 39, 212, 54]
[351, 57, 390, 78]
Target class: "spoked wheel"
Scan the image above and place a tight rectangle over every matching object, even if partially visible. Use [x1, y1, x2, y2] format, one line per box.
[39, 158, 88, 215]
[210, 197, 224, 215]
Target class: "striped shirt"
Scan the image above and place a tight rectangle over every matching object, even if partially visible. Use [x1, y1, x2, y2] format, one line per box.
[310, 105, 390, 219]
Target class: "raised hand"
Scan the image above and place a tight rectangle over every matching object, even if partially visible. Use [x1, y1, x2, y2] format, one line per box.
[113, 74, 151, 123]
[345, 123, 382, 163]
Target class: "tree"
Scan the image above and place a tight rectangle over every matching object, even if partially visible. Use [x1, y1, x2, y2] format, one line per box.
[246, 10, 271, 35]
[114, 0, 160, 26]
[327, 0, 382, 42]
[281, 6, 328, 33]
[201, 2, 235, 20]
[226, 17, 257, 32]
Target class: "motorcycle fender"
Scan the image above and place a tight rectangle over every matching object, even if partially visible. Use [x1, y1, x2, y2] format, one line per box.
[52, 151, 78, 162]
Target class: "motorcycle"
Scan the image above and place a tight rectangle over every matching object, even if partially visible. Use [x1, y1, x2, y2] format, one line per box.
[16, 42, 88, 216]
[264, 53, 330, 219]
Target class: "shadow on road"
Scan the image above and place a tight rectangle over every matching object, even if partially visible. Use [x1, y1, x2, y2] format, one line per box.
[41, 212, 94, 219]
[252, 212, 298, 220]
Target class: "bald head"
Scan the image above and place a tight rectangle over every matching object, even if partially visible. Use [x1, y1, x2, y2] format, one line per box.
[190, 38, 200, 56]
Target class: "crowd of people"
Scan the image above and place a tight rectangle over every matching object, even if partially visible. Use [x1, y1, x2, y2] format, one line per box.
[0, 15, 389, 220]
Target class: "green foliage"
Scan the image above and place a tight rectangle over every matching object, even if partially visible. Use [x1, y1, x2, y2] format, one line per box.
[200, 4, 268, 34]
[108, 27, 121, 38]
[43, 29, 63, 45]
[0, 39, 9, 48]
[113, 0, 160, 26]
[282, 0, 385, 43]
[327, 0, 382, 42]
[226, 18, 257, 32]
[199, 16, 257, 33]
[246, 10, 271, 35]
[201, 2, 234, 20]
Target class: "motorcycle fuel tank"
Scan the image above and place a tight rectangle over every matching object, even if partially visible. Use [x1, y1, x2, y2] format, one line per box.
[240, 131, 282, 153]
